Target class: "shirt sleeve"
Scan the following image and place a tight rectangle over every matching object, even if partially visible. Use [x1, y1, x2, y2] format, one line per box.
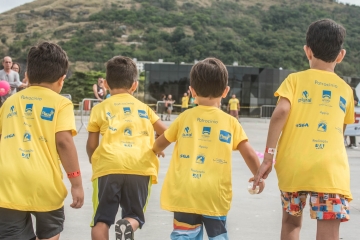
[345, 94, 355, 124]
[232, 119, 248, 150]
[15, 72, 22, 87]
[87, 106, 100, 132]
[55, 100, 77, 136]
[147, 106, 160, 124]
[164, 115, 180, 143]
[274, 75, 295, 106]
[0, 106, 3, 134]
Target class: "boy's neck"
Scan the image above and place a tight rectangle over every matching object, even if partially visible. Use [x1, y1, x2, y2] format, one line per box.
[30, 83, 59, 93]
[310, 59, 336, 73]
[110, 88, 133, 96]
[196, 96, 222, 108]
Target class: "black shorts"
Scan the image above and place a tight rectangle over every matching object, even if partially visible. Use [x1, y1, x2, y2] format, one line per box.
[91, 174, 151, 229]
[0, 207, 64, 240]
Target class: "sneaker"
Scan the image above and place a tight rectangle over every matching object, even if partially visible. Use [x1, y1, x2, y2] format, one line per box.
[351, 144, 358, 149]
[115, 219, 134, 240]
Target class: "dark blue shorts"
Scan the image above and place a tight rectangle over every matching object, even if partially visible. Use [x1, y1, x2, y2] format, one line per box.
[91, 174, 151, 228]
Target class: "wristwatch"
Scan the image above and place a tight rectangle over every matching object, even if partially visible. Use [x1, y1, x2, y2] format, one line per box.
[265, 147, 276, 155]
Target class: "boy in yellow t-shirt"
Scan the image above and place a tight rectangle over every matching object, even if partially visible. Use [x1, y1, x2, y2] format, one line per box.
[153, 58, 265, 239]
[181, 92, 189, 112]
[0, 42, 84, 239]
[254, 19, 354, 240]
[86, 56, 166, 240]
[227, 94, 240, 119]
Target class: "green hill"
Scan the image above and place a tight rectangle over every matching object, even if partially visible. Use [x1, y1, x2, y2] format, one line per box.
[0, 0, 360, 76]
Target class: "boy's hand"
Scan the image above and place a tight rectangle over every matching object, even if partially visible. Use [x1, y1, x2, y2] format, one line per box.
[253, 154, 273, 189]
[157, 151, 165, 158]
[249, 177, 265, 194]
[70, 184, 84, 209]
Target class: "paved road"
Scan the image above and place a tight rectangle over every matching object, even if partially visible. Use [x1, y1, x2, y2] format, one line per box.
[60, 118, 360, 240]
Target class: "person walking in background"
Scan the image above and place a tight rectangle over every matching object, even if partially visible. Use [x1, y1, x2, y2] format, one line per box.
[93, 77, 106, 101]
[254, 19, 353, 240]
[165, 94, 175, 121]
[227, 94, 240, 120]
[181, 92, 189, 112]
[348, 87, 358, 149]
[159, 94, 166, 121]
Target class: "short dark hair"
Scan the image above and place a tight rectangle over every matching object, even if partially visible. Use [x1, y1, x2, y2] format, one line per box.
[190, 58, 228, 98]
[106, 56, 137, 89]
[306, 19, 346, 63]
[27, 42, 68, 84]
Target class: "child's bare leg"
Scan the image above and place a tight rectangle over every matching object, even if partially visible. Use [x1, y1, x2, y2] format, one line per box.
[91, 222, 109, 240]
[281, 209, 302, 240]
[124, 217, 140, 232]
[316, 219, 340, 240]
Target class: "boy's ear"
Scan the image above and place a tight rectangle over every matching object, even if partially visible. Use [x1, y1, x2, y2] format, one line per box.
[189, 86, 197, 97]
[58, 75, 66, 87]
[335, 49, 346, 64]
[104, 79, 109, 90]
[303, 45, 313, 61]
[222, 86, 230, 98]
[130, 80, 138, 93]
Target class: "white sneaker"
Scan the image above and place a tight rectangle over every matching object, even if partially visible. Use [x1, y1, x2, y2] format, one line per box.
[351, 144, 358, 149]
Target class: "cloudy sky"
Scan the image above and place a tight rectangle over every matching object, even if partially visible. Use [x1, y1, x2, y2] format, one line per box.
[0, 0, 359, 13]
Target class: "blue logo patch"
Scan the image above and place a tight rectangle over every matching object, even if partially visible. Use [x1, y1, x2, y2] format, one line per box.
[219, 130, 231, 143]
[182, 127, 192, 138]
[317, 121, 327, 132]
[302, 91, 309, 98]
[124, 128, 132, 136]
[40, 107, 55, 121]
[138, 110, 149, 119]
[7, 105, 17, 118]
[23, 132, 31, 142]
[315, 143, 325, 150]
[202, 127, 211, 136]
[339, 97, 346, 113]
[296, 123, 309, 127]
[4, 133, 15, 139]
[106, 112, 115, 119]
[180, 154, 190, 158]
[22, 153, 31, 159]
[196, 155, 205, 164]
[298, 91, 312, 103]
[123, 107, 131, 115]
[109, 126, 117, 132]
[322, 90, 331, 99]
[25, 104, 33, 116]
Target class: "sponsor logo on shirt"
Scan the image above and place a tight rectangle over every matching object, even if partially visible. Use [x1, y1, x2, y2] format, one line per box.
[182, 127, 192, 138]
[106, 112, 115, 120]
[317, 121, 327, 132]
[322, 90, 331, 103]
[4, 133, 15, 139]
[39, 136, 48, 142]
[298, 91, 312, 103]
[24, 122, 32, 127]
[199, 145, 208, 149]
[191, 169, 204, 179]
[202, 127, 211, 137]
[196, 155, 205, 164]
[7, 106, 17, 118]
[40, 107, 55, 121]
[213, 158, 228, 164]
[123, 107, 131, 115]
[180, 154, 190, 158]
[109, 126, 117, 131]
[197, 118, 218, 124]
[23, 131, 31, 142]
[339, 96, 346, 113]
[320, 111, 329, 115]
[22, 153, 31, 159]
[123, 141, 133, 147]
[139, 131, 149, 136]
[296, 123, 309, 127]
[124, 127, 132, 136]
[219, 130, 231, 143]
[315, 143, 325, 149]
[138, 110, 149, 119]
[315, 80, 338, 88]
[335, 127, 343, 134]
[21, 95, 42, 101]
[25, 104, 33, 117]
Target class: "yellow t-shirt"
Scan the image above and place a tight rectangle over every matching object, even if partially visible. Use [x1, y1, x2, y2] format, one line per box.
[275, 69, 354, 200]
[87, 93, 160, 183]
[0, 86, 77, 211]
[228, 98, 239, 110]
[182, 96, 189, 108]
[162, 106, 248, 216]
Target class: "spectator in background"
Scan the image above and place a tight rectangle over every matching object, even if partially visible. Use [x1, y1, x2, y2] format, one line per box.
[181, 92, 189, 112]
[159, 94, 166, 121]
[93, 77, 106, 101]
[11, 62, 29, 91]
[0, 56, 26, 106]
[227, 94, 240, 120]
[165, 94, 175, 121]
[349, 87, 359, 149]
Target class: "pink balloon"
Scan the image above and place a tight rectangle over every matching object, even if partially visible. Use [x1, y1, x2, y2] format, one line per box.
[0, 80, 10, 97]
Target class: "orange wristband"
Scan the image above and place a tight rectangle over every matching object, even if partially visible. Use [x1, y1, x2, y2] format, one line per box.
[67, 170, 81, 178]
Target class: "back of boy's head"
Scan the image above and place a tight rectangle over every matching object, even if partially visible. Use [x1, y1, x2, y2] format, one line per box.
[27, 42, 68, 84]
[106, 56, 137, 90]
[190, 58, 228, 98]
[306, 19, 346, 63]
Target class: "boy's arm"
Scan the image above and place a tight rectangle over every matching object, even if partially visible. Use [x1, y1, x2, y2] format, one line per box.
[56, 131, 84, 209]
[153, 135, 171, 156]
[253, 97, 291, 186]
[153, 120, 167, 137]
[86, 131, 100, 163]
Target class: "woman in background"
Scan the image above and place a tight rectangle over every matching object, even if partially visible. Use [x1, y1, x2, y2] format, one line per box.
[11, 62, 28, 91]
